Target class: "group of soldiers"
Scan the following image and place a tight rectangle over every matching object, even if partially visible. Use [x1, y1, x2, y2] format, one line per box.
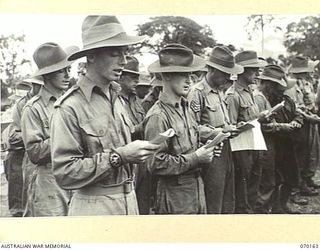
[2, 15, 320, 216]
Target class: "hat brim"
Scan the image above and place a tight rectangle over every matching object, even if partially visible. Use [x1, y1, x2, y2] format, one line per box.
[122, 69, 148, 76]
[68, 34, 146, 61]
[258, 75, 287, 87]
[30, 58, 75, 78]
[148, 55, 206, 73]
[23, 77, 44, 85]
[240, 59, 268, 68]
[150, 78, 163, 87]
[206, 61, 244, 75]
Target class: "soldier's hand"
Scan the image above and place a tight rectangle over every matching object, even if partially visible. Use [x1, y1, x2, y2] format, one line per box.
[289, 120, 302, 129]
[117, 140, 161, 163]
[223, 125, 240, 138]
[213, 143, 223, 157]
[195, 144, 214, 164]
[278, 123, 294, 132]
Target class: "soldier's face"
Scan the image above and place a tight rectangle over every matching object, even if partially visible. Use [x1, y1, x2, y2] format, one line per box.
[45, 66, 71, 91]
[119, 73, 139, 95]
[165, 72, 193, 97]
[92, 46, 128, 82]
[207, 68, 231, 89]
[241, 67, 260, 85]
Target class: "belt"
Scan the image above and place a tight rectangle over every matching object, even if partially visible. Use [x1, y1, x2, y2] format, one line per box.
[76, 181, 134, 196]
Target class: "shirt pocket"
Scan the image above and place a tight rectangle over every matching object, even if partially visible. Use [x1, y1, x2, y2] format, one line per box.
[80, 118, 109, 156]
[205, 103, 225, 127]
[239, 102, 259, 121]
[171, 122, 194, 154]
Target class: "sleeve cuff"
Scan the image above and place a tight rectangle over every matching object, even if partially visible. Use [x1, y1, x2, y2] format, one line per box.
[185, 152, 199, 168]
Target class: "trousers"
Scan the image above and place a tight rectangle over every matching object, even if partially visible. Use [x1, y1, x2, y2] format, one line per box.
[201, 140, 235, 213]
[68, 190, 139, 216]
[156, 174, 206, 214]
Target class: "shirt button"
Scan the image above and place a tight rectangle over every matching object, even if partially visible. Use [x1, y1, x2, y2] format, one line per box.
[99, 130, 104, 135]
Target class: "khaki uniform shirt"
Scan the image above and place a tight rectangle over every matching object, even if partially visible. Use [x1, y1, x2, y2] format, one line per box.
[188, 78, 230, 128]
[225, 82, 260, 124]
[8, 92, 34, 151]
[21, 87, 57, 166]
[50, 76, 134, 190]
[144, 92, 200, 176]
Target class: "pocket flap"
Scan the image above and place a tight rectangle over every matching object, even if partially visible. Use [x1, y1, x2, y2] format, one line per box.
[80, 118, 107, 136]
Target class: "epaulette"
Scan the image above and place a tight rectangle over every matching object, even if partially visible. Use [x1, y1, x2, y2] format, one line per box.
[24, 95, 40, 108]
[54, 85, 80, 108]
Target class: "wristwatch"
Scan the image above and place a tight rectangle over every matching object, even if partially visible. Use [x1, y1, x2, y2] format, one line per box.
[109, 151, 123, 168]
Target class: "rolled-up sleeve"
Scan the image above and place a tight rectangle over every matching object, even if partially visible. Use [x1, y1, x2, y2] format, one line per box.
[21, 106, 51, 164]
[144, 114, 199, 176]
[50, 106, 114, 190]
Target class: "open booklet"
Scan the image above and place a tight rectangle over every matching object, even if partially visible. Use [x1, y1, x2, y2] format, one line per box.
[150, 128, 176, 144]
[264, 100, 285, 119]
[230, 119, 267, 152]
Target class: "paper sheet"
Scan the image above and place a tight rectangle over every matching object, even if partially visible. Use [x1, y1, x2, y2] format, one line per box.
[230, 119, 267, 152]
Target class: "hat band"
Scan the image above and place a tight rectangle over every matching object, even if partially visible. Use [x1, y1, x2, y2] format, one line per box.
[263, 71, 283, 80]
[83, 23, 125, 46]
[237, 58, 259, 65]
[209, 56, 234, 68]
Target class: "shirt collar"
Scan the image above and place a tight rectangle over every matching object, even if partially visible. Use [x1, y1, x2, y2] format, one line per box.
[159, 92, 188, 109]
[235, 81, 250, 93]
[78, 76, 121, 102]
[40, 86, 58, 107]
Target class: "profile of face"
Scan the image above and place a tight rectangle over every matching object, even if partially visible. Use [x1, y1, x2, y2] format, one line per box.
[44, 66, 71, 91]
[119, 72, 140, 96]
[240, 67, 260, 85]
[206, 67, 231, 90]
[163, 72, 193, 97]
[89, 46, 128, 82]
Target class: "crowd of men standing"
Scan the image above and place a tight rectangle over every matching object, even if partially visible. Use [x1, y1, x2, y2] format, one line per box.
[1, 15, 320, 216]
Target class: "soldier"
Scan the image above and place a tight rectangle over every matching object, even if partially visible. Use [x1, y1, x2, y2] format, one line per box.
[188, 46, 244, 213]
[50, 15, 160, 216]
[253, 65, 303, 213]
[141, 73, 163, 113]
[21, 43, 75, 216]
[144, 44, 222, 214]
[225, 50, 268, 213]
[7, 77, 43, 216]
[286, 56, 320, 197]
[117, 56, 151, 214]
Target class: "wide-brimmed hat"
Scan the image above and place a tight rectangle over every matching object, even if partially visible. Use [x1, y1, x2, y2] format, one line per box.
[258, 65, 287, 87]
[8, 82, 32, 101]
[235, 50, 268, 68]
[148, 44, 206, 73]
[122, 56, 146, 75]
[206, 46, 243, 75]
[31, 42, 76, 77]
[23, 75, 44, 85]
[68, 16, 145, 61]
[288, 56, 319, 73]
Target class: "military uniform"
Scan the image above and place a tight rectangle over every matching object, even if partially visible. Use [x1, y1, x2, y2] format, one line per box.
[225, 81, 261, 213]
[253, 89, 276, 213]
[144, 92, 206, 214]
[21, 87, 70, 216]
[5, 93, 33, 216]
[188, 78, 235, 213]
[50, 76, 139, 215]
[118, 93, 151, 214]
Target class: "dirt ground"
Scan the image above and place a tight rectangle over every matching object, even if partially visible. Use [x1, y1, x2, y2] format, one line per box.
[1, 170, 320, 217]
